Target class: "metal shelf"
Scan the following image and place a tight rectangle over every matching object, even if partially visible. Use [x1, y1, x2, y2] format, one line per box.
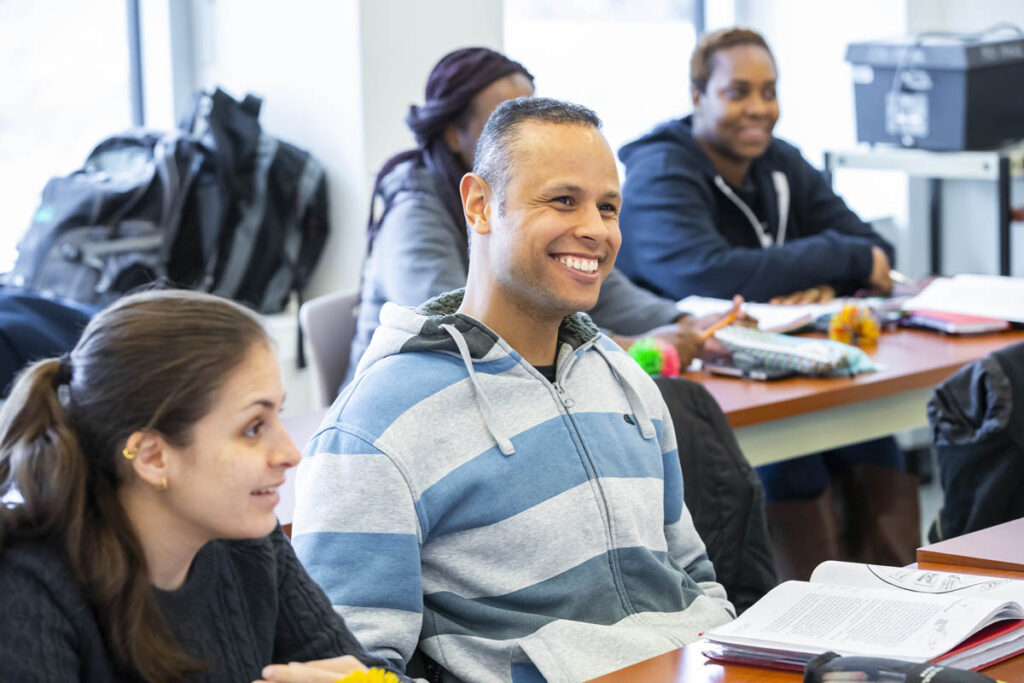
[824, 143, 1022, 275]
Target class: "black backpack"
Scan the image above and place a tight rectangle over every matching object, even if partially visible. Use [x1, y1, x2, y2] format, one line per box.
[5, 131, 220, 306]
[182, 88, 329, 313]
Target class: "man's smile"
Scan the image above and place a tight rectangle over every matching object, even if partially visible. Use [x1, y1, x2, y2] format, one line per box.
[552, 253, 600, 275]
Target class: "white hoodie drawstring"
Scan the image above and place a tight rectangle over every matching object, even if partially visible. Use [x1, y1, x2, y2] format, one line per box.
[594, 345, 657, 441]
[440, 323, 516, 456]
[713, 172, 791, 248]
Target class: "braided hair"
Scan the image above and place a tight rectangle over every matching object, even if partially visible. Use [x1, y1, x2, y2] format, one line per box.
[365, 47, 533, 257]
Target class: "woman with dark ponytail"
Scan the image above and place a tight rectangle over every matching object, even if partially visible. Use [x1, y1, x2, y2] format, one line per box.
[0, 290, 406, 682]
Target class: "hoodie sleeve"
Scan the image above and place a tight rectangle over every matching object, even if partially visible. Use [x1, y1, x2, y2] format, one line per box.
[789, 147, 897, 293]
[369, 191, 469, 309]
[657, 396, 735, 617]
[589, 267, 683, 335]
[291, 425, 424, 670]
[619, 147, 892, 301]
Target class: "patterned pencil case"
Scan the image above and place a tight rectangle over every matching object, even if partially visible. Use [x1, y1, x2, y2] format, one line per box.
[714, 326, 878, 376]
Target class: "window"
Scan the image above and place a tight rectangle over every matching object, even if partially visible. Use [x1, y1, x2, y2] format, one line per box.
[504, 0, 701, 163]
[0, 0, 133, 272]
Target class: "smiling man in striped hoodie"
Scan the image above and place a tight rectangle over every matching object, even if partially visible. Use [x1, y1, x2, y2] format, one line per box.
[292, 97, 734, 683]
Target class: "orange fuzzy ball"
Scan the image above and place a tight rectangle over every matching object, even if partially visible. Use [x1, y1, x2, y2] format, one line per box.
[829, 304, 879, 348]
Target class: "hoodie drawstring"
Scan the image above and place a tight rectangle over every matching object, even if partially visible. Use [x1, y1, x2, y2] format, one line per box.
[594, 345, 657, 441]
[771, 171, 790, 246]
[713, 173, 791, 249]
[440, 323, 516, 456]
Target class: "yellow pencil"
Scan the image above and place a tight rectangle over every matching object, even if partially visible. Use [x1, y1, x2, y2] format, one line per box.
[700, 310, 738, 341]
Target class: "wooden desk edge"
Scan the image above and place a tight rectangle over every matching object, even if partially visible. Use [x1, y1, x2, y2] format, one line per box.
[721, 364, 956, 428]
[917, 560, 1024, 580]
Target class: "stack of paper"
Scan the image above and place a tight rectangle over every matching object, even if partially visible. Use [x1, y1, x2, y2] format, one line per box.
[903, 275, 1024, 323]
[905, 310, 1010, 335]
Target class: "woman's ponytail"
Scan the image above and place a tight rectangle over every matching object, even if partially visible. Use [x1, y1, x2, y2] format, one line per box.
[0, 357, 88, 546]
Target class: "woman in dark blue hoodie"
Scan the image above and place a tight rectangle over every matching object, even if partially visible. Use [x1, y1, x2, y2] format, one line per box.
[618, 28, 919, 581]
[618, 29, 895, 304]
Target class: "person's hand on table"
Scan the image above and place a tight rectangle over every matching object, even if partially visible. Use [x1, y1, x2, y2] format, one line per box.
[769, 285, 836, 305]
[613, 316, 703, 370]
[697, 295, 752, 360]
[867, 245, 893, 295]
[694, 295, 756, 330]
[612, 296, 755, 369]
[255, 655, 367, 683]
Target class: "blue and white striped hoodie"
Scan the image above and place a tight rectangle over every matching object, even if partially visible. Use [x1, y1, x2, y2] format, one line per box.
[292, 290, 735, 682]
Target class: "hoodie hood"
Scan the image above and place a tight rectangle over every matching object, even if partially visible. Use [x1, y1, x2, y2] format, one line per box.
[357, 288, 601, 375]
[354, 288, 657, 456]
[619, 115, 791, 248]
[619, 115, 718, 178]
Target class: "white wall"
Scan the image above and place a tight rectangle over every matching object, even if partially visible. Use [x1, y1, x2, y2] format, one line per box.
[360, 1, 504, 183]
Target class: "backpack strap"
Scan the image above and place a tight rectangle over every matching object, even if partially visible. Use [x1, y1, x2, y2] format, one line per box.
[260, 153, 325, 309]
[153, 132, 205, 281]
[212, 133, 279, 300]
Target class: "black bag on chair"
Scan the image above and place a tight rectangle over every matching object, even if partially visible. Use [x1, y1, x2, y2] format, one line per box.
[927, 341, 1024, 541]
[653, 376, 778, 613]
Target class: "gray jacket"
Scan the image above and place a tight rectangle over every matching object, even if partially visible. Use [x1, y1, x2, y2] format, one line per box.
[348, 161, 683, 384]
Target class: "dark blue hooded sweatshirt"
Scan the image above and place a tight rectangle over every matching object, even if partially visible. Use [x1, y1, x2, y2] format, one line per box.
[617, 115, 895, 302]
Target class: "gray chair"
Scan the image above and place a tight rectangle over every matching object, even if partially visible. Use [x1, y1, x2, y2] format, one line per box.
[299, 290, 359, 407]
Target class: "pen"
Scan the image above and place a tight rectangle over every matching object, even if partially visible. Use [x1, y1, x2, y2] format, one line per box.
[889, 269, 911, 285]
[700, 310, 737, 341]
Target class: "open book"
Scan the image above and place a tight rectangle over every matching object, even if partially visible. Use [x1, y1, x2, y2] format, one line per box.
[704, 561, 1024, 672]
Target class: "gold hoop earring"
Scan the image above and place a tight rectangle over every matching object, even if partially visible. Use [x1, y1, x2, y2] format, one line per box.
[159, 477, 168, 491]
[122, 447, 137, 460]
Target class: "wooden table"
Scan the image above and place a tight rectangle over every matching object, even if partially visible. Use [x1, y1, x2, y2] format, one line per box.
[593, 552, 1024, 681]
[687, 329, 1024, 466]
[588, 641, 1024, 682]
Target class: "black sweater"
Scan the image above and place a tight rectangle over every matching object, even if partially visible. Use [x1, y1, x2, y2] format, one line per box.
[617, 115, 895, 302]
[0, 528, 405, 682]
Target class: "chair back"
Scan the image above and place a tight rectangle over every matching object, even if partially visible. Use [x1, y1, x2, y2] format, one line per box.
[299, 290, 359, 407]
[927, 341, 1024, 541]
[653, 376, 777, 612]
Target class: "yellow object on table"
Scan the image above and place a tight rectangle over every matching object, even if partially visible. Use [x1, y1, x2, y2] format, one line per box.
[334, 669, 402, 683]
[828, 303, 879, 347]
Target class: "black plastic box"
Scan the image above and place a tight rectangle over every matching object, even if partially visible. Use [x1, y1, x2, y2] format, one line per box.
[845, 37, 1024, 150]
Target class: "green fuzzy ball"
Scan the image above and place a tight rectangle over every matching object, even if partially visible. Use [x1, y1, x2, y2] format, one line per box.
[628, 338, 664, 375]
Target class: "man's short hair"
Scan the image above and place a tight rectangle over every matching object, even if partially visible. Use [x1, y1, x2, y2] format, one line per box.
[472, 97, 601, 210]
[690, 27, 775, 94]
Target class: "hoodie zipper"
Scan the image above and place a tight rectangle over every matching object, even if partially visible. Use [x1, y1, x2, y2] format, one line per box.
[551, 357, 640, 619]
